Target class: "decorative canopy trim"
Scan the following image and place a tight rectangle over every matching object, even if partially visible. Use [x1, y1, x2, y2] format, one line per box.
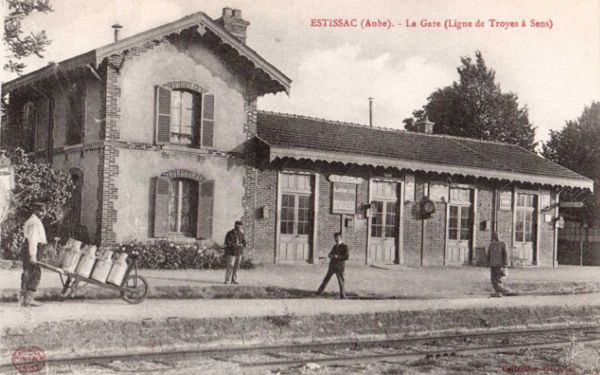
[268, 146, 594, 190]
[3, 11, 291, 95]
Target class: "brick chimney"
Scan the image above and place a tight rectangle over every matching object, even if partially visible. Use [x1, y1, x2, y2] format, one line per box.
[216, 7, 250, 43]
[415, 116, 434, 134]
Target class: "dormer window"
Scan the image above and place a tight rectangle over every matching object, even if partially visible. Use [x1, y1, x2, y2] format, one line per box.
[155, 84, 214, 148]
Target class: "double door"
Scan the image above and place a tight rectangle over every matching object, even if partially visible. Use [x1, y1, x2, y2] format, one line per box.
[446, 188, 473, 265]
[514, 193, 537, 264]
[278, 174, 313, 262]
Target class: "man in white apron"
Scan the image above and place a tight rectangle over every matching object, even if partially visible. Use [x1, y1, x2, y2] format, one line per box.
[19, 202, 47, 307]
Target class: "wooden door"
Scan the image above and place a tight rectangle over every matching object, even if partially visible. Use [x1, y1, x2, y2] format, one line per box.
[369, 181, 398, 263]
[514, 193, 536, 264]
[446, 188, 473, 265]
[278, 174, 312, 262]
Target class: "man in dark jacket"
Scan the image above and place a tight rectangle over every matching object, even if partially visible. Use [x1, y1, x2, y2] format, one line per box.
[316, 232, 349, 299]
[224, 220, 246, 284]
[488, 232, 511, 297]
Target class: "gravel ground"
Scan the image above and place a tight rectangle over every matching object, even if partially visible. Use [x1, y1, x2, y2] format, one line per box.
[1, 264, 599, 299]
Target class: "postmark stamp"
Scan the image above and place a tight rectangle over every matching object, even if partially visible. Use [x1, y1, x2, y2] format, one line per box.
[12, 346, 46, 373]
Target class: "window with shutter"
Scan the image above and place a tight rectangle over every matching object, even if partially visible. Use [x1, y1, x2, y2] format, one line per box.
[155, 86, 212, 147]
[201, 94, 214, 148]
[155, 86, 171, 144]
[197, 180, 215, 239]
[66, 83, 85, 145]
[153, 176, 170, 237]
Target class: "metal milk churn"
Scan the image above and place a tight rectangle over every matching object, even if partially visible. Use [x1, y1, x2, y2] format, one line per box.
[58, 238, 75, 268]
[76, 245, 97, 278]
[91, 250, 114, 283]
[107, 252, 129, 286]
[62, 240, 83, 273]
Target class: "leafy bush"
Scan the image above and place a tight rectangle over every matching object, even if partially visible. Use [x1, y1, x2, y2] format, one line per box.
[1, 148, 73, 260]
[110, 239, 255, 270]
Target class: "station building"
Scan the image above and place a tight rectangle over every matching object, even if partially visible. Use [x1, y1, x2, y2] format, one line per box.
[1, 8, 593, 267]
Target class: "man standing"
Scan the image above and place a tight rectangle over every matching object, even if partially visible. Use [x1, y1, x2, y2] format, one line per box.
[317, 232, 349, 299]
[488, 232, 510, 297]
[19, 202, 47, 307]
[224, 220, 246, 284]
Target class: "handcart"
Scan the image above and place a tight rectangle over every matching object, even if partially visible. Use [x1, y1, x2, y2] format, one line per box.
[37, 251, 148, 304]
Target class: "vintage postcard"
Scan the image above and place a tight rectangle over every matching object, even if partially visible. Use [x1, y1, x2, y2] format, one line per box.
[1, 0, 599, 374]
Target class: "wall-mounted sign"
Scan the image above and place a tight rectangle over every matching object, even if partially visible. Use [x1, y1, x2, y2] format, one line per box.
[499, 191, 512, 210]
[332, 182, 357, 214]
[541, 192, 551, 210]
[560, 201, 584, 208]
[328, 175, 363, 184]
[429, 181, 449, 202]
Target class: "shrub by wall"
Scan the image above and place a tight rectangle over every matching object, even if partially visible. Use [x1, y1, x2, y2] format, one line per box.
[111, 240, 254, 270]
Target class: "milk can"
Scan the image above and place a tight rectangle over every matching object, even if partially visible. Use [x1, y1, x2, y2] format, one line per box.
[91, 250, 114, 283]
[58, 238, 75, 268]
[62, 240, 83, 273]
[107, 252, 129, 286]
[76, 245, 97, 278]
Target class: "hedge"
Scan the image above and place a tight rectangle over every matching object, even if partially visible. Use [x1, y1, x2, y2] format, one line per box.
[110, 240, 254, 270]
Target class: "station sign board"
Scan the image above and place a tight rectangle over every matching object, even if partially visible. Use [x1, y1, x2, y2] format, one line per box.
[559, 202, 584, 208]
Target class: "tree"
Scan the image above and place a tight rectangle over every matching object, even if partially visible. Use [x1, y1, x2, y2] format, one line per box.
[404, 51, 537, 151]
[0, 148, 73, 260]
[542, 102, 600, 225]
[3, 0, 53, 75]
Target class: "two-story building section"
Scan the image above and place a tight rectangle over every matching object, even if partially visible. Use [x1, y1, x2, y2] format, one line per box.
[2, 8, 290, 247]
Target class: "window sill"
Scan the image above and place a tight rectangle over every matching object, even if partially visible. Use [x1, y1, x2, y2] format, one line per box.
[161, 144, 211, 154]
[63, 143, 84, 151]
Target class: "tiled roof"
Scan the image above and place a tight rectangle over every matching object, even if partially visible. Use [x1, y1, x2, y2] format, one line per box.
[3, 11, 290, 95]
[257, 111, 592, 188]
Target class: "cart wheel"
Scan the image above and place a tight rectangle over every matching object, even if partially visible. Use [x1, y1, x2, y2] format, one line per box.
[120, 275, 148, 304]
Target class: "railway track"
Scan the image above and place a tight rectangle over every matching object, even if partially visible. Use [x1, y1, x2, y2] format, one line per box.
[3, 325, 600, 373]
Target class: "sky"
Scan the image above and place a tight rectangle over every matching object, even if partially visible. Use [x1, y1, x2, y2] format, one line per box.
[2, 0, 599, 147]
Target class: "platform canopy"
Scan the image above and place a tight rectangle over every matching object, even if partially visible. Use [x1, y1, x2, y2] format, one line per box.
[256, 111, 594, 190]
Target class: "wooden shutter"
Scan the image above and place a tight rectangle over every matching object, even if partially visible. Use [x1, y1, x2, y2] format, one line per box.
[197, 180, 215, 239]
[201, 94, 214, 148]
[155, 86, 171, 145]
[153, 177, 170, 237]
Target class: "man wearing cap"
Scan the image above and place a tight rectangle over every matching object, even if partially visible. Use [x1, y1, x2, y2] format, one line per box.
[19, 202, 47, 307]
[224, 220, 246, 284]
[316, 232, 349, 299]
[488, 232, 511, 297]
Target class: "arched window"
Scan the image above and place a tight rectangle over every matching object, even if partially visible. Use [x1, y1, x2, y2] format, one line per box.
[66, 83, 85, 145]
[68, 169, 87, 242]
[168, 178, 198, 235]
[155, 83, 214, 148]
[170, 90, 200, 145]
[153, 171, 215, 239]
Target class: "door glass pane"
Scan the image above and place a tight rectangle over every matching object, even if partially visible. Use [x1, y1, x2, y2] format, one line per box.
[384, 201, 397, 238]
[460, 206, 471, 240]
[371, 201, 383, 237]
[281, 194, 295, 234]
[448, 206, 459, 240]
[515, 211, 524, 242]
[524, 211, 534, 242]
[297, 195, 310, 235]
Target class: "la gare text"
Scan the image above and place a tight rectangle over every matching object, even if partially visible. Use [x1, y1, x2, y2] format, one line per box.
[309, 18, 553, 30]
